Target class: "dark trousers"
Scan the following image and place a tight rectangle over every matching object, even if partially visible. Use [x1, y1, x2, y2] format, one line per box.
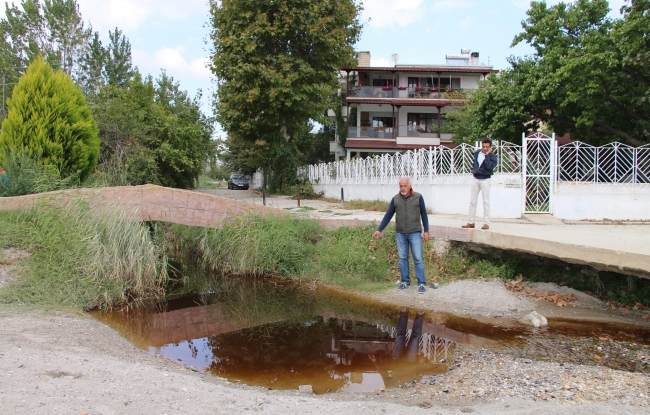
[392, 311, 424, 362]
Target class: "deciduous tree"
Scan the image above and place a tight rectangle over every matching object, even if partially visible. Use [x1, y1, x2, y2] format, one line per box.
[209, 0, 362, 187]
[470, 0, 650, 145]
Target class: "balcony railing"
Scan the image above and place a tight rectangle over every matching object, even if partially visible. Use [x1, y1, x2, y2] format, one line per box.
[347, 86, 468, 100]
[348, 86, 395, 98]
[347, 126, 395, 139]
[347, 124, 451, 139]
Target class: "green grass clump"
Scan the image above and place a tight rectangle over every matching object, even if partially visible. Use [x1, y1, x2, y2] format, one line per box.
[0, 200, 167, 310]
[0, 151, 77, 196]
[161, 214, 324, 278]
[196, 174, 224, 189]
[311, 225, 398, 291]
[343, 199, 390, 212]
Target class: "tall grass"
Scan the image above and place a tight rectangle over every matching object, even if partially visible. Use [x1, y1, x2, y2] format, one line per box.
[161, 214, 323, 277]
[0, 151, 78, 196]
[0, 199, 167, 310]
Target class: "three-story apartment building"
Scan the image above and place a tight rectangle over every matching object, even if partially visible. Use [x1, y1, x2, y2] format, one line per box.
[329, 50, 497, 160]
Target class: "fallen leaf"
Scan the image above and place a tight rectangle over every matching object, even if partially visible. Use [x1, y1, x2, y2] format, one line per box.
[594, 354, 602, 360]
[599, 337, 609, 342]
[643, 314, 650, 320]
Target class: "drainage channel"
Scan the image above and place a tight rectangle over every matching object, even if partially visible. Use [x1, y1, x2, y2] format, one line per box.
[91, 278, 650, 394]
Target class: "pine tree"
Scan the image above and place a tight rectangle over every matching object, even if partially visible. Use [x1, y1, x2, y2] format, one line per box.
[0, 56, 100, 181]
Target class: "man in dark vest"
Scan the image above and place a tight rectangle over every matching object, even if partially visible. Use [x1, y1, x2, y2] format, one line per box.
[373, 177, 429, 293]
[462, 138, 498, 230]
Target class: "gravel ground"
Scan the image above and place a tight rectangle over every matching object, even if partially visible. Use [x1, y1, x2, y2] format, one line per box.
[1, 310, 649, 415]
[372, 279, 535, 319]
[2, 251, 650, 414]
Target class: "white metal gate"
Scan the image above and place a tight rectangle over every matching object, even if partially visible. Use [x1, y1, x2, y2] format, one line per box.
[522, 132, 555, 213]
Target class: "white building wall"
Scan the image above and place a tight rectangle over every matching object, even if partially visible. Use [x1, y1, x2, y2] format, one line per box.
[553, 183, 650, 221]
[314, 174, 523, 219]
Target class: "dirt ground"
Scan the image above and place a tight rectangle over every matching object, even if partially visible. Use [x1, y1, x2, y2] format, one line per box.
[1, 249, 650, 414]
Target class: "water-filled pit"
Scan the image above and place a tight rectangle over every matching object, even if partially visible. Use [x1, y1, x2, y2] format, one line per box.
[92, 278, 650, 394]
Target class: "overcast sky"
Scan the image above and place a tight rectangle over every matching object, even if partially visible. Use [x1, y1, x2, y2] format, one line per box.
[74, 0, 628, 131]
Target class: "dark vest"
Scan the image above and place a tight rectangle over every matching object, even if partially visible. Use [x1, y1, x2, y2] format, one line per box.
[393, 192, 423, 234]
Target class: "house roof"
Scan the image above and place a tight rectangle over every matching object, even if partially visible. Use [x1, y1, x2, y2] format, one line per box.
[342, 66, 498, 75]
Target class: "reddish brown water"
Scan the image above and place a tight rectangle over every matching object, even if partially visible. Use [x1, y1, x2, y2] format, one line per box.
[92, 279, 650, 394]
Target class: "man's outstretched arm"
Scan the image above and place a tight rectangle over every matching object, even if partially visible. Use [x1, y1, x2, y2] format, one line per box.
[373, 199, 395, 238]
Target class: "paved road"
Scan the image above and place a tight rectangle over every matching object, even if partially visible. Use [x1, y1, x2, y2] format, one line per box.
[198, 187, 650, 279]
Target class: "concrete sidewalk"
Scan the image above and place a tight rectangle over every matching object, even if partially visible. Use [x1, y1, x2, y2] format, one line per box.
[199, 188, 650, 279]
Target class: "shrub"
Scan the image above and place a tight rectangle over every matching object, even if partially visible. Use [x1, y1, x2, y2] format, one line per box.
[0, 57, 100, 182]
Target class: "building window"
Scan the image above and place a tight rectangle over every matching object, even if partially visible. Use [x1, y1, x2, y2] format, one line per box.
[439, 77, 461, 89]
[372, 79, 393, 87]
[408, 77, 419, 87]
[372, 117, 394, 129]
[407, 113, 443, 134]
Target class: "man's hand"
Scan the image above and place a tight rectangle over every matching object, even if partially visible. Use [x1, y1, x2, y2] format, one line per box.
[372, 230, 381, 239]
[484, 146, 493, 155]
[422, 232, 430, 243]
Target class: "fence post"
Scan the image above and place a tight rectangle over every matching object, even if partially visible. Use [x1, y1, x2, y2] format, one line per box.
[550, 133, 556, 215]
[521, 132, 527, 215]
[428, 146, 433, 184]
[414, 150, 419, 183]
[451, 147, 455, 176]
[633, 147, 638, 185]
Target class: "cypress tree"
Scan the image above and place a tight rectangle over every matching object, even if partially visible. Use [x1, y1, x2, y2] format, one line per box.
[0, 56, 100, 181]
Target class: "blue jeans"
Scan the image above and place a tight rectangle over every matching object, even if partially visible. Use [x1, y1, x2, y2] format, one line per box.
[392, 311, 424, 362]
[395, 232, 426, 286]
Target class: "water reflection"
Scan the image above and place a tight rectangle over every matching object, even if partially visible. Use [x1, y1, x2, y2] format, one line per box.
[92, 278, 477, 393]
[153, 315, 456, 393]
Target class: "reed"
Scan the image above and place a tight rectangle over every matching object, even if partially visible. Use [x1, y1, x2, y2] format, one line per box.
[0, 199, 167, 310]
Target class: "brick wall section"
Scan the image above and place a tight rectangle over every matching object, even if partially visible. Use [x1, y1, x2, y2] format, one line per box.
[0, 184, 289, 228]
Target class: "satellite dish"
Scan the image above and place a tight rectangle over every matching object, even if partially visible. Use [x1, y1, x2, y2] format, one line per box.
[391, 53, 399, 66]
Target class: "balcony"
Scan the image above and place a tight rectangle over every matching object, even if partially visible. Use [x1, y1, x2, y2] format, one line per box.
[348, 86, 396, 98]
[347, 86, 468, 100]
[347, 126, 395, 139]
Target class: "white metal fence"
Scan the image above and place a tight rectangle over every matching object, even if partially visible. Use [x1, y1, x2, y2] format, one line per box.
[308, 140, 522, 186]
[556, 141, 650, 193]
[307, 136, 650, 195]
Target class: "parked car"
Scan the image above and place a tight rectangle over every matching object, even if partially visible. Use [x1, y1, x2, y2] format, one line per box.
[227, 174, 249, 190]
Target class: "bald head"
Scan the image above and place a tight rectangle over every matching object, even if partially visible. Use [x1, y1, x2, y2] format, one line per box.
[399, 177, 412, 196]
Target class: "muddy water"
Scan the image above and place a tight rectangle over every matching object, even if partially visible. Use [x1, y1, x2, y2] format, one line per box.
[92, 278, 650, 394]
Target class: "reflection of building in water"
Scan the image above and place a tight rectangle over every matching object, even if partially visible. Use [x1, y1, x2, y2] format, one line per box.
[325, 319, 464, 367]
[375, 322, 462, 363]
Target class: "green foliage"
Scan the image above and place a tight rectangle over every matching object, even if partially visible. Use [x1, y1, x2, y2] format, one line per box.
[0, 57, 100, 181]
[221, 121, 333, 194]
[0, 150, 76, 196]
[78, 27, 132, 94]
[210, 0, 362, 187]
[469, 0, 650, 145]
[442, 94, 483, 144]
[0, 200, 167, 310]
[90, 72, 215, 189]
[161, 214, 324, 277]
[0, 0, 91, 88]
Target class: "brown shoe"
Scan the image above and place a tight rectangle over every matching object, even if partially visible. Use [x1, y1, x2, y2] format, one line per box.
[461, 223, 475, 229]
[482, 224, 490, 230]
